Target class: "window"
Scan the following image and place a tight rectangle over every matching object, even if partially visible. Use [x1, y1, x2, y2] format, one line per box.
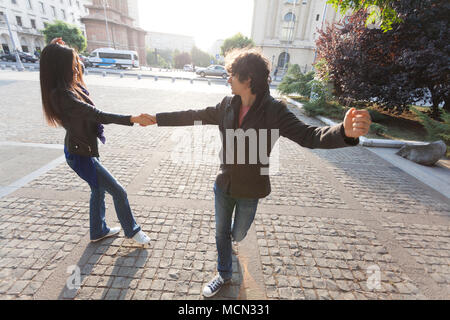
[2, 44, 11, 53]
[61, 9, 66, 20]
[316, 14, 320, 21]
[30, 19, 36, 29]
[27, 0, 33, 9]
[51, 6, 56, 17]
[16, 16, 22, 26]
[22, 45, 29, 53]
[284, 12, 296, 22]
[99, 52, 132, 60]
[11, 0, 17, 5]
[277, 52, 290, 68]
[281, 13, 296, 41]
[39, 2, 45, 14]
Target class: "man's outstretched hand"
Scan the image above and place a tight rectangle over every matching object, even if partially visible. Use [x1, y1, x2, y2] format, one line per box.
[131, 114, 157, 127]
[343, 108, 372, 138]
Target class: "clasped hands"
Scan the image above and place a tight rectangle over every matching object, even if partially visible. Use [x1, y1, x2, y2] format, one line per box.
[130, 114, 157, 127]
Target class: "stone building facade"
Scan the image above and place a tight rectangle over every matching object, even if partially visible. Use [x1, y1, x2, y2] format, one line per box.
[145, 31, 195, 54]
[0, 0, 91, 54]
[81, 0, 146, 64]
[251, 0, 344, 74]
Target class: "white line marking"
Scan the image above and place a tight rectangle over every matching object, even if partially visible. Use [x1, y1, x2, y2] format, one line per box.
[0, 154, 66, 199]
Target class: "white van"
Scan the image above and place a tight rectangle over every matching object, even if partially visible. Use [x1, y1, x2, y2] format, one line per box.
[88, 48, 139, 69]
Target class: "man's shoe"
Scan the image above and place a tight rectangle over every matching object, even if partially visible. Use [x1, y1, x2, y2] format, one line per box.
[91, 227, 121, 242]
[202, 274, 230, 298]
[132, 230, 150, 245]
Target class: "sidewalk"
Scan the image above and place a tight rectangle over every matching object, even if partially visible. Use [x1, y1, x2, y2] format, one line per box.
[0, 72, 449, 300]
[285, 97, 450, 200]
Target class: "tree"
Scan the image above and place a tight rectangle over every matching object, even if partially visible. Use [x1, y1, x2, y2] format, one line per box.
[277, 64, 315, 97]
[221, 33, 254, 56]
[327, 0, 402, 31]
[146, 48, 171, 68]
[42, 20, 87, 52]
[191, 46, 215, 67]
[316, 1, 450, 117]
[173, 52, 191, 69]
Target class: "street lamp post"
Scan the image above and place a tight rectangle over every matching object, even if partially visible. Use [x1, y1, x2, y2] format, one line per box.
[3, 13, 24, 71]
[283, 0, 297, 70]
[102, 0, 112, 48]
[312, 2, 328, 70]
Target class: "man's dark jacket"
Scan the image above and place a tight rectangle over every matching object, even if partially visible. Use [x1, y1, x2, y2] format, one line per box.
[156, 92, 359, 199]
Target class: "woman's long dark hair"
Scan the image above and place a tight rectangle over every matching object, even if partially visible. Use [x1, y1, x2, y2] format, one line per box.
[40, 43, 85, 127]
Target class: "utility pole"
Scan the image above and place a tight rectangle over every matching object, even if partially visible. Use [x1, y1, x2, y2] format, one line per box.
[102, 0, 112, 48]
[3, 13, 24, 71]
[312, 1, 328, 70]
[283, 0, 297, 70]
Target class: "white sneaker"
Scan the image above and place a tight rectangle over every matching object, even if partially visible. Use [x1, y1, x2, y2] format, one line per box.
[132, 230, 150, 245]
[91, 226, 121, 242]
[202, 274, 230, 298]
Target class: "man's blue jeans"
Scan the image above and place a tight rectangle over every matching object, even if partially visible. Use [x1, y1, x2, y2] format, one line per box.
[67, 157, 141, 241]
[214, 183, 259, 280]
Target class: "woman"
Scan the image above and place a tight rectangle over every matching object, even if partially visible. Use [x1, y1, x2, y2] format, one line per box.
[40, 38, 151, 245]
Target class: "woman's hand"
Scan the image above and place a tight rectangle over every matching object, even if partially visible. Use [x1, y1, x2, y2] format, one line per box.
[131, 114, 157, 127]
[50, 37, 66, 46]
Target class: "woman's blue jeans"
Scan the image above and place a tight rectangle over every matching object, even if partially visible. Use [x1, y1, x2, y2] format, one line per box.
[214, 183, 259, 280]
[67, 157, 141, 241]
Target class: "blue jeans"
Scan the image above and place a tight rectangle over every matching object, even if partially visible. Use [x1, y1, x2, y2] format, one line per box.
[66, 157, 141, 241]
[214, 183, 259, 280]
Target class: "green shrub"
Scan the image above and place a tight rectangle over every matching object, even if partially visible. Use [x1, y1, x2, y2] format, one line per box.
[368, 109, 389, 123]
[278, 65, 315, 97]
[412, 108, 450, 156]
[370, 123, 387, 136]
[302, 98, 347, 120]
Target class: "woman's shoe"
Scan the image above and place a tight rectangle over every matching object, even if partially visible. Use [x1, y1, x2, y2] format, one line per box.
[91, 226, 121, 242]
[132, 230, 150, 245]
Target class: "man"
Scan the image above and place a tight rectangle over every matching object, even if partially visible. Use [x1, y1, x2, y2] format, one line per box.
[145, 48, 371, 297]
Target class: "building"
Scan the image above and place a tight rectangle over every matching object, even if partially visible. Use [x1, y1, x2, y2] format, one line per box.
[126, 0, 138, 27]
[208, 39, 224, 63]
[146, 31, 195, 53]
[81, 0, 146, 64]
[251, 0, 343, 74]
[0, 0, 91, 54]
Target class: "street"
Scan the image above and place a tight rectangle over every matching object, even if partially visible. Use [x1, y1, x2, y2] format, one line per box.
[0, 70, 449, 300]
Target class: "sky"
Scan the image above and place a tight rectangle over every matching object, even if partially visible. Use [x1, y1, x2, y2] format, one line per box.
[137, 0, 254, 52]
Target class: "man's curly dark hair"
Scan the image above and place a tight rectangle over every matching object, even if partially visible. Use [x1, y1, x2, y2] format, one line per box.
[225, 47, 271, 96]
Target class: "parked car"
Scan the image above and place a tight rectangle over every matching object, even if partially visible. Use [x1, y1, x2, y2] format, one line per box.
[0, 51, 39, 63]
[196, 65, 228, 79]
[183, 64, 194, 72]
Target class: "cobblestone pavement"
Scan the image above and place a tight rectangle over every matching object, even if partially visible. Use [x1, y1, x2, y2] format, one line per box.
[0, 72, 449, 300]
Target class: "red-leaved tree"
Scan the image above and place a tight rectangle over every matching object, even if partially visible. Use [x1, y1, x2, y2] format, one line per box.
[316, 0, 449, 118]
